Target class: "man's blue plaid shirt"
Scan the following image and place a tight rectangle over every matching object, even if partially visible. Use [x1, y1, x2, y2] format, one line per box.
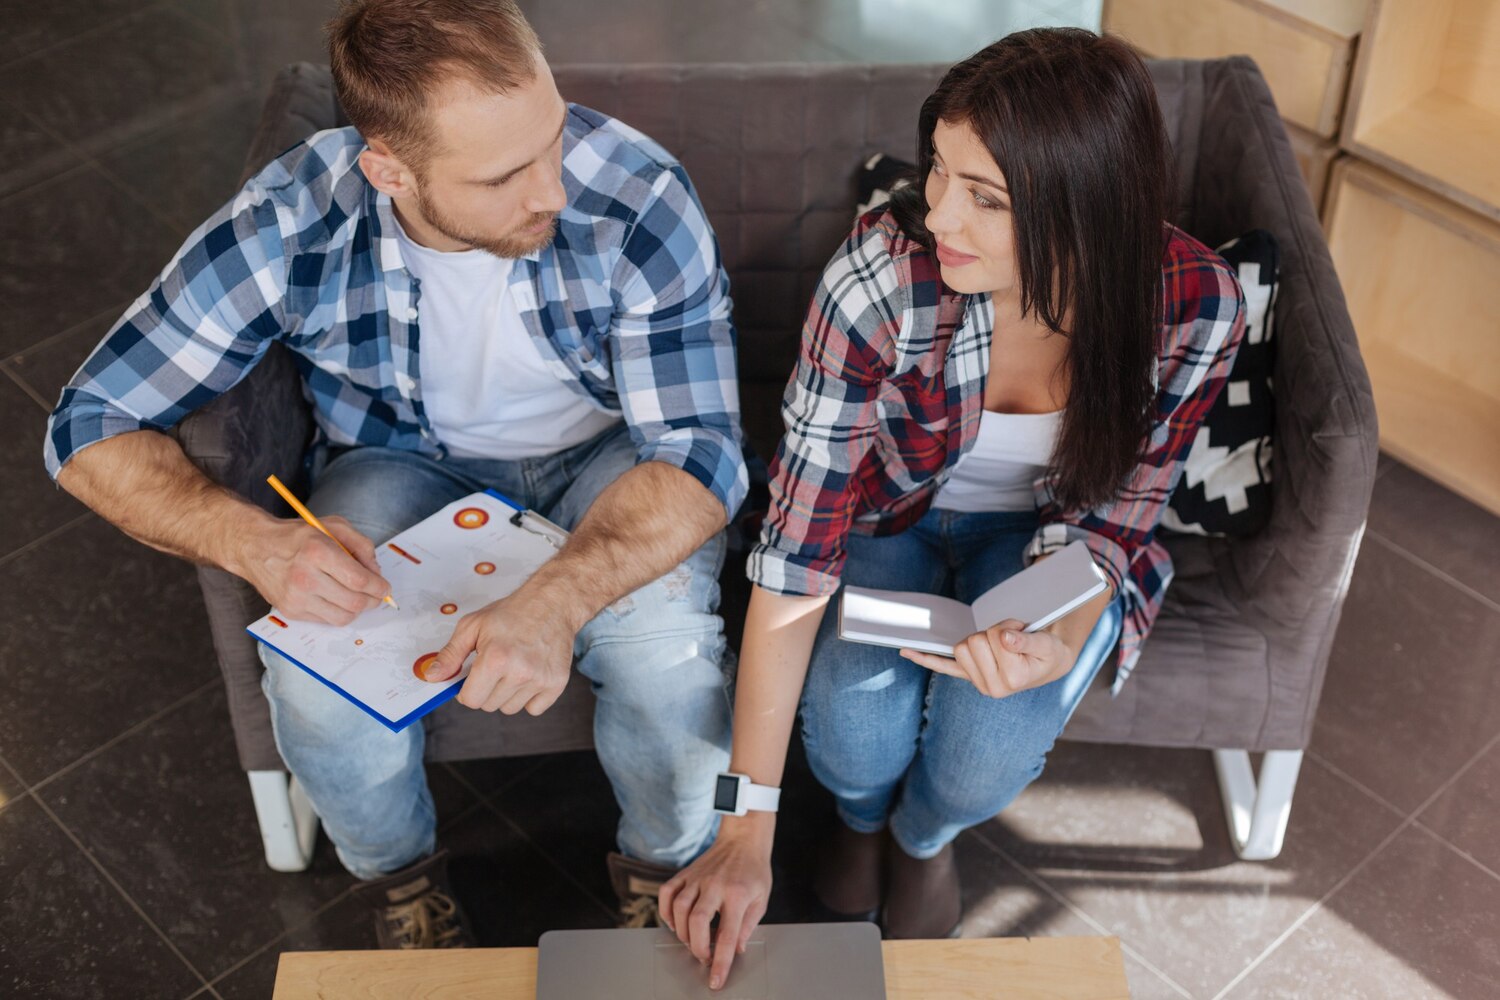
[45, 104, 748, 518]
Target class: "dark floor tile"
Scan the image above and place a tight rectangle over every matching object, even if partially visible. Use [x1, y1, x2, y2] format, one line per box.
[1225, 826, 1500, 1000]
[1312, 538, 1500, 813]
[0, 7, 245, 160]
[226, 0, 341, 96]
[1417, 738, 1500, 877]
[0, 0, 145, 70]
[0, 95, 82, 199]
[2, 304, 124, 415]
[1367, 461, 1500, 607]
[0, 516, 218, 782]
[445, 752, 550, 801]
[982, 743, 1402, 999]
[489, 749, 622, 917]
[209, 892, 370, 1000]
[445, 798, 617, 945]
[0, 796, 205, 998]
[98, 88, 261, 234]
[0, 753, 29, 815]
[0, 374, 87, 561]
[0, 163, 185, 357]
[41, 685, 356, 980]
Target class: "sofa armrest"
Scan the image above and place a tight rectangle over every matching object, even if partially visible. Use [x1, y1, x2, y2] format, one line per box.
[1190, 57, 1379, 746]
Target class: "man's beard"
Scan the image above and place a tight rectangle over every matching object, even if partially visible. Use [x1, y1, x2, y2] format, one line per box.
[415, 184, 558, 259]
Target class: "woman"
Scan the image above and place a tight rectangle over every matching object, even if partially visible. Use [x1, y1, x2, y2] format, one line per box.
[660, 28, 1245, 988]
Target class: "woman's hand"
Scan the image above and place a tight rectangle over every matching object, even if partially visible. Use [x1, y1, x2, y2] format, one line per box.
[658, 818, 774, 992]
[900, 618, 1076, 697]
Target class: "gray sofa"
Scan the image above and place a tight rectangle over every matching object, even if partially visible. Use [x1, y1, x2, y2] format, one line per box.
[178, 60, 1377, 871]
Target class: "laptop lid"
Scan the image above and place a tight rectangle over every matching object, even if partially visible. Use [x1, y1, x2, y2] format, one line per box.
[536, 922, 886, 1000]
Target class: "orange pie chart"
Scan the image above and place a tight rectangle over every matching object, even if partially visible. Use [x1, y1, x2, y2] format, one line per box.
[453, 507, 490, 529]
[412, 651, 442, 680]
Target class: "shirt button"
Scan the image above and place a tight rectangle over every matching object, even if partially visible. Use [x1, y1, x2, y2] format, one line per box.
[407, 307, 418, 321]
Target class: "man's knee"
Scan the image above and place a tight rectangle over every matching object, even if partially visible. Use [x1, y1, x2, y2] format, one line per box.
[259, 643, 375, 738]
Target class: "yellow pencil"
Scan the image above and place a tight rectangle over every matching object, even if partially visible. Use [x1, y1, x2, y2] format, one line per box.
[266, 474, 399, 610]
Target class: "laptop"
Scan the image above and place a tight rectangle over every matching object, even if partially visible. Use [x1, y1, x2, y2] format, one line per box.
[536, 922, 887, 999]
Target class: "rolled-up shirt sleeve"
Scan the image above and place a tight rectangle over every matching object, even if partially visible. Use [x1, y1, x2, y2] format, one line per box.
[44, 191, 288, 480]
[747, 222, 897, 596]
[609, 163, 747, 521]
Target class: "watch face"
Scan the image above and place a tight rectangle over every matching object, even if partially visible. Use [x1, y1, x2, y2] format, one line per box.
[713, 774, 739, 812]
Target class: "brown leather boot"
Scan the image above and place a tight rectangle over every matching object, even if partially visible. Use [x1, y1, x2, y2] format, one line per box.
[352, 848, 476, 949]
[882, 841, 963, 939]
[607, 851, 680, 928]
[812, 821, 887, 921]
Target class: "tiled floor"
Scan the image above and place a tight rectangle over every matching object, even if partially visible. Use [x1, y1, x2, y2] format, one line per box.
[2, 1, 1497, 998]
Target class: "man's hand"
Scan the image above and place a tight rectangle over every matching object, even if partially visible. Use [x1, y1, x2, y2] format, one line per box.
[658, 817, 774, 992]
[421, 589, 576, 715]
[238, 515, 390, 626]
[900, 618, 1077, 698]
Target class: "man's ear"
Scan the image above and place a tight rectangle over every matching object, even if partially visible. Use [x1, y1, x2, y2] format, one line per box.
[359, 139, 417, 199]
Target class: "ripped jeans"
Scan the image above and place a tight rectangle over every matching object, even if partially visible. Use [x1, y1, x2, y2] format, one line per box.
[257, 423, 731, 879]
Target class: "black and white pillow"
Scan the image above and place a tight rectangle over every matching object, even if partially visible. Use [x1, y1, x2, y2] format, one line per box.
[856, 154, 914, 216]
[1161, 230, 1278, 536]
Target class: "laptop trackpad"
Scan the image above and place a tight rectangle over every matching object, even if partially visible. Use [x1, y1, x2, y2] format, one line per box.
[653, 941, 769, 999]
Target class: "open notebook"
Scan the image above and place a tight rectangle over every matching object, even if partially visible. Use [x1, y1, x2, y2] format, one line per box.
[246, 490, 566, 732]
[838, 540, 1109, 656]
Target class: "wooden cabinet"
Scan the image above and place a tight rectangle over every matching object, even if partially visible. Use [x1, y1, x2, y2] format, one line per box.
[1341, 0, 1500, 224]
[1324, 159, 1500, 514]
[1103, 0, 1368, 137]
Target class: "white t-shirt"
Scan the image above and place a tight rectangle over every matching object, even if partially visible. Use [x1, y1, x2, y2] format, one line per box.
[395, 217, 620, 460]
[933, 409, 1062, 512]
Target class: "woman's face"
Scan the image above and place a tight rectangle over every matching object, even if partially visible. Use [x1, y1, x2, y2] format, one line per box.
[924, 118, 1017, 297]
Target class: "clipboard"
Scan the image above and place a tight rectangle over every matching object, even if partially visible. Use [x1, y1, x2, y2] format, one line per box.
[246, 489, 567, 732]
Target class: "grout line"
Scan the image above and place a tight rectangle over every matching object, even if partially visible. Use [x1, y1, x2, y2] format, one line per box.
[441, 758, 618, 923]
[967, 827, 1197, 999]
[0, 0, 178, 75]
[0, 510, 94, 570]
[0, 299, 132, 366]
[1, 360, 53, 411]
[1410, 819, 1500, 886]
[478, 796, 620, 924]
[1211, 727, 1500, 999]
[199, 885, 359, 992]
[30, 792, 214, 993]
[0, 750, 34, 818]
[29, 679, 220, 796]
[1365, 529, 1500, 617]
[1304, 750, 1408, 822]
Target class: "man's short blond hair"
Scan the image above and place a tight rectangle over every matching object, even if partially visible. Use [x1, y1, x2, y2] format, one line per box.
[327, 0, 542, 168]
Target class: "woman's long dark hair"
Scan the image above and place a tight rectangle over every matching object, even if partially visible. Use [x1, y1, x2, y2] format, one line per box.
[890, 29, 1172, 513]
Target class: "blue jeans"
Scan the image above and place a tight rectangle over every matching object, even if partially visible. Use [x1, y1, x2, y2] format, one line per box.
[800, 507, 1123, 860]
[257, 424, 731, 879]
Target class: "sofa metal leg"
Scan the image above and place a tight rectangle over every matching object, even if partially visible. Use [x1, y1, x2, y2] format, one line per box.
[1212, 748, 1302, 861]
[248, 770, 320, 872]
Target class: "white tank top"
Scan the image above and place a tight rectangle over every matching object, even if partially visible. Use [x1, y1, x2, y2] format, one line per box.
[933, 409, 1062, 512]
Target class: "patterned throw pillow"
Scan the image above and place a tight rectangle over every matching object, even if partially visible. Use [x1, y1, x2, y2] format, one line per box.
[852, 156, 1278, 536]
[1161, 230, 1278, 536]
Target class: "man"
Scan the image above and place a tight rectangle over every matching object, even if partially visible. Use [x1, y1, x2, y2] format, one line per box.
[45, 0, 745, 948]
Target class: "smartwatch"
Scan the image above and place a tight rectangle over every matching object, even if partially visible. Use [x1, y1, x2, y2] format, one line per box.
[713, 772, 781, 816]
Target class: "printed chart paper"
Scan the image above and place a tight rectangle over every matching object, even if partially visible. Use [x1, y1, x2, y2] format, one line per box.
[247, 490, 563, 731]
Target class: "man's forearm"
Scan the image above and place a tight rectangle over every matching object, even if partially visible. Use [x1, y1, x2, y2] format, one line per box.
[56, 430, 274, 575]
[522, 460, 728, 631]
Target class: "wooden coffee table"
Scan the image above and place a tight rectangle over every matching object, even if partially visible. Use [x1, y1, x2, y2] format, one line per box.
[273, 936, 1130, 999]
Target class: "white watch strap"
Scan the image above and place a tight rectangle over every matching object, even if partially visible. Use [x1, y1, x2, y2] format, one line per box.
[741, 781, 781, 813]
